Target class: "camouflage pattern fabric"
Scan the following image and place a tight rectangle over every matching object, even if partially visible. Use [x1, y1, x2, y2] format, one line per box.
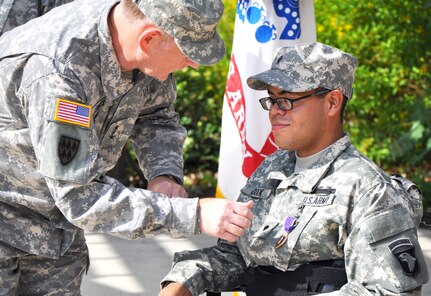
[162, 135, 428, 295]
[0, 0, 74, 34]
[0, 0, 200, 262]
[247, 42, 358, 99]
[135, 0, 225, 66]
[0, 229, 88, 295]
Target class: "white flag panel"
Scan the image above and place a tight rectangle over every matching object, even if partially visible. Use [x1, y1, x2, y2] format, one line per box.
[217, 0, 316, 200]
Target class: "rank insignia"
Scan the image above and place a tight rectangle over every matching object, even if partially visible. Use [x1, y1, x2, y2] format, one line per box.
[389, 238, 419, 276]
[58, 135, 80, 165]
[54, 98, 92, 128]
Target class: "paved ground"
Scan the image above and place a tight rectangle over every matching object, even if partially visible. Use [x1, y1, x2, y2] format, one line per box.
[81, 233, 218, 295]
[81, 227, 431, 295]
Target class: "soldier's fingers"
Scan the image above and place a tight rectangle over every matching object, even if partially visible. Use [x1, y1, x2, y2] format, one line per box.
[244, 200, 254, 209]
[224, 219, 248, 238]
[232, 200, 254, 220]
[229, 213, 252, 230]
[218, 231, 239, 243]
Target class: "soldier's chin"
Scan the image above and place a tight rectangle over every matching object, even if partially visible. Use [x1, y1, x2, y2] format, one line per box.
[142, 69, 169, 81]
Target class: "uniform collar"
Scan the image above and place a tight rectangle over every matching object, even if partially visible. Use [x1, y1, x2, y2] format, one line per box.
[270, 134, 351, 193]
[98, 1, 134, 101]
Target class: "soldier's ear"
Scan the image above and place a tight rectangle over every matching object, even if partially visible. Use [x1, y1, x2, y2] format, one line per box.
[137, 25, 163, 53]
[327, 90, 343, 118]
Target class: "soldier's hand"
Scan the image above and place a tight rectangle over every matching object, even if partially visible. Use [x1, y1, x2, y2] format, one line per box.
[199, 198, 253, 242]
[148, 176, 188, 198]
[159, 282, 192, 296]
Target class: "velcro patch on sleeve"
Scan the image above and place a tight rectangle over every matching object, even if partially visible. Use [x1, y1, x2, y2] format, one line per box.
[389, 238, 419, 276]
[54, 98, 92, 128]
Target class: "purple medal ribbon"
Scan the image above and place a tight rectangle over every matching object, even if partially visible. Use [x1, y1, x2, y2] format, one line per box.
[275, 216, 298, 249]
[284, 216, 297, 233]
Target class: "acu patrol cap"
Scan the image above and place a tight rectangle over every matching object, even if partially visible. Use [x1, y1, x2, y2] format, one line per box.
[134, 0, 226, 66]
[247, 42, 358, 99]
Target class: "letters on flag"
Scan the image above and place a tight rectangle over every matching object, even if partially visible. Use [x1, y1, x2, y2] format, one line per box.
[216, 0, 316, 200]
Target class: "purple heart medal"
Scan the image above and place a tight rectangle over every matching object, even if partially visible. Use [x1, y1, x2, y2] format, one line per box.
[275, 216, 298, 249]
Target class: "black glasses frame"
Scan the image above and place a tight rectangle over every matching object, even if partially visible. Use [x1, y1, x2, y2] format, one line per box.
[259, 89, 332, 111]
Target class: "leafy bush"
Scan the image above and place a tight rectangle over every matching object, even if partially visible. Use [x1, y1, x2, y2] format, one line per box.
[314, 0, 431, 208]
[173, 1, 236, 174]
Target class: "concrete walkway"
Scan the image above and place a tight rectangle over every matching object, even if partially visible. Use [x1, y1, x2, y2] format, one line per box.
[81, 233, 218, 295]
[82, 227, 431, 295]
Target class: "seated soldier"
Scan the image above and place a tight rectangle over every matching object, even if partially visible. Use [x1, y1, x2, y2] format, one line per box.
[159, 42, 429, 296]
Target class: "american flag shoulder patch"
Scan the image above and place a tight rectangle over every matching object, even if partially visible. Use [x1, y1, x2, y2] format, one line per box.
[54, 98, 92, 128]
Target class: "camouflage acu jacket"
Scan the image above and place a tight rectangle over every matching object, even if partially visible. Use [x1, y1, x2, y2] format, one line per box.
[163, 135, 428, 295]
[0, 0, 73, 35]
[0, 0, 198, 259]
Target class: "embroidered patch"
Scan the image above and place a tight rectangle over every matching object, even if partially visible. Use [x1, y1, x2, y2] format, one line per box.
[250, 188, 265, 197]
[54, 98, 92, 128]
[302, 188, 336, 206]
[58, 135, 80, 165]
[388, 238, 419, 276]
[302, 195, 335, 206]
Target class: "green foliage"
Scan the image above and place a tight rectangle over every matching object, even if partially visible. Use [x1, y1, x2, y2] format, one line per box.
[314, 0, 431, 207]
[168, 1, 431, 207]
[173, 0, 236, 175]
[184, 170, 219, 197]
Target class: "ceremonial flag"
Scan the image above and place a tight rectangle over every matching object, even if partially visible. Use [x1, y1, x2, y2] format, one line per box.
[216, 0, 316, 200]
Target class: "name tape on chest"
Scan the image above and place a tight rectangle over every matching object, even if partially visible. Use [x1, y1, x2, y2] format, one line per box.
[54, 98, 92, 128]
[303, 191, 336, 206]
[250, 188, 265, 197]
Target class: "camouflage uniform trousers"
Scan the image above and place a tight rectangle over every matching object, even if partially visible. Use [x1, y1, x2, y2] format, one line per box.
[0, 230, 88, 295]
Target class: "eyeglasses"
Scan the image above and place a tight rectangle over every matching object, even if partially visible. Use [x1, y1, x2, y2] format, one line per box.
[259, 89, 331, 111]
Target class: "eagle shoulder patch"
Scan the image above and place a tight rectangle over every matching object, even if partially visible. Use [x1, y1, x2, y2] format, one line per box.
[388, 238, 419, 276]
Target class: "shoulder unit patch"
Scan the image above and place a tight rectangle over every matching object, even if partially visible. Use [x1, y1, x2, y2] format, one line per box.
[58, 135, 80, 165]
[388, 238, 419, 277]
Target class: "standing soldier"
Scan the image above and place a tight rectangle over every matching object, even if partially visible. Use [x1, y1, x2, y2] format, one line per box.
[0, 0, 253, 294]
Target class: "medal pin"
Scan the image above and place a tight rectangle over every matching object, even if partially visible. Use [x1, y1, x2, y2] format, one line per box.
[275, 217, 298, 249]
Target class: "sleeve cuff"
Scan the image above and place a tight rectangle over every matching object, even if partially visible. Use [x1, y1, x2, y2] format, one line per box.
[169, 197, 200, 238]
[161, 260, 211, 296]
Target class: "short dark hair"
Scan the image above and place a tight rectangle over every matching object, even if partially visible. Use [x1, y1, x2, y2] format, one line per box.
[339, 96, 348, 123]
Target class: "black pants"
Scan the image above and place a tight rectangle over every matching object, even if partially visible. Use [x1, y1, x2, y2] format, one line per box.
[207, 260, 347, 296]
